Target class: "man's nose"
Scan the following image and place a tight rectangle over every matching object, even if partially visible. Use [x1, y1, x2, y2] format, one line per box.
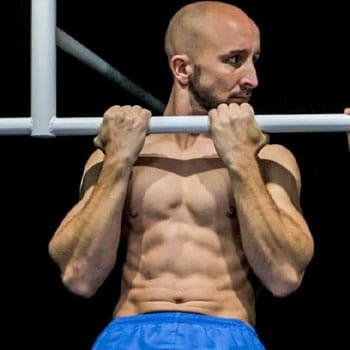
[239, 62, 259, 89]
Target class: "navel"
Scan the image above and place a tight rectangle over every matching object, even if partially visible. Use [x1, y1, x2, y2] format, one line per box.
[174, 297, 184, 304]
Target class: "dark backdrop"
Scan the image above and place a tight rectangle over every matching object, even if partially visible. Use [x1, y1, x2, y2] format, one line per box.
[3, 1, 350, 349]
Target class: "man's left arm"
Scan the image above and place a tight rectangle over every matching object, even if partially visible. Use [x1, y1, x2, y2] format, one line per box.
[209, 103, 314, 297]
[232, 144, 314, 297]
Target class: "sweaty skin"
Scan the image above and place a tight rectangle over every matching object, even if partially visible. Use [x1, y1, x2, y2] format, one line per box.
[48, 2, 314, 328]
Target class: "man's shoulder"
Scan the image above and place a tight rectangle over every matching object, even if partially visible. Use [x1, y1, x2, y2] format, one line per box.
[259, 143, 296, 162]
[258, 143, 300, 181]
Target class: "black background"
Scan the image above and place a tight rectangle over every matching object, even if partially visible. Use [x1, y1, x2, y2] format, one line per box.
[3, 1, 350, 349]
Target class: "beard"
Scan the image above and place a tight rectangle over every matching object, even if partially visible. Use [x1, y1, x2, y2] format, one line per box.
[188, 65, 223, 111]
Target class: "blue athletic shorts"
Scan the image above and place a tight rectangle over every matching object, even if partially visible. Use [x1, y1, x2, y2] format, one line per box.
[91, 311, 265, 349]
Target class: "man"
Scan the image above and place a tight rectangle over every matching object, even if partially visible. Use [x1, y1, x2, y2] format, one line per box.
[48, 2, 314, 349]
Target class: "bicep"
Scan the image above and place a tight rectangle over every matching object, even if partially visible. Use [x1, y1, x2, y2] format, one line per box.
[259, 144, 302, 213]
[79, 149, 104, 199]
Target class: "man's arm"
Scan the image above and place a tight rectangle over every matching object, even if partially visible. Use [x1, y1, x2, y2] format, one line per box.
[209, 103, 314, 297]
[48, 105, 151, 298]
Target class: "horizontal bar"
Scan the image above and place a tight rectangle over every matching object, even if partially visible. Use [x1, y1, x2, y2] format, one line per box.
[56, 28, 165, 113]
[0, 118, 32, 135]
[0, 114, 349, 136]
[50, 114, 350, 136]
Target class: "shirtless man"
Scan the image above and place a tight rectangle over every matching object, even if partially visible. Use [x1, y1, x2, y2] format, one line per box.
[48, 2, 314, 349]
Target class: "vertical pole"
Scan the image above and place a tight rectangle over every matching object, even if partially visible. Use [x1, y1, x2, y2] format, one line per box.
[31, 0, 56, 136]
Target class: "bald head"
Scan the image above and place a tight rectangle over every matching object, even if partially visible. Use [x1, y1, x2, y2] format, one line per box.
[164, 1, 256, 59]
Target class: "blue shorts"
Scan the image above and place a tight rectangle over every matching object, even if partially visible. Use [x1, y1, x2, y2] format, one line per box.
[91, 311, 265, 350]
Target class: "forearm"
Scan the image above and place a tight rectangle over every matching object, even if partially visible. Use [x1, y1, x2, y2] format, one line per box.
[49, 158, 131, 296]
[230, 157, 313, 296]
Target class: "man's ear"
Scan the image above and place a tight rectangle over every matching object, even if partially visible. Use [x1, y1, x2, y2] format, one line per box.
[169, 54, 192, 85]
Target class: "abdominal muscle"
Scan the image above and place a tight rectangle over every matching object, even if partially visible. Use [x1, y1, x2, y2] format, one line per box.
[114, 222, 256, 326]
[112, 157, 256, 326]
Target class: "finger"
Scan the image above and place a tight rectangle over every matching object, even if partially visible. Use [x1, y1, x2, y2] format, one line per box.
[104, 105, 120, 116]
[240, 102, 255, 115]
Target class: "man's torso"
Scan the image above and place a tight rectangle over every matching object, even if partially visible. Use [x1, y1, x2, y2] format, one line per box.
[114, 134, 257, 325]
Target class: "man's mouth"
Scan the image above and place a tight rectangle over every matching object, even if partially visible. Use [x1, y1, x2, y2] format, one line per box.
[229, 95, 251, 104]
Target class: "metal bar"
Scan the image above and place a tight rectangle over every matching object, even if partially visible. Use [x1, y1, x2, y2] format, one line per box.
[31, 0, 57, 137]
[0, 114, 348, 136]
[56, 28, 165, 113]
[0, 118, 32, 135]
[48, 114, 350, 136]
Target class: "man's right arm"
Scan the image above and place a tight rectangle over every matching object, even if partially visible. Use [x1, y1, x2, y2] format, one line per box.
[48, 148, 133, 298]
[48, 105, 151, 298]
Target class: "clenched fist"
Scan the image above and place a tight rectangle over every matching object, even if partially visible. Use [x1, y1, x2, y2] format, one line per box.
[94, 105, 152, 165]
[208, 103, 267, 168]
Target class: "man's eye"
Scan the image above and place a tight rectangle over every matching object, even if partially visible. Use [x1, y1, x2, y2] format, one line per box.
[227, 56, 242, 67]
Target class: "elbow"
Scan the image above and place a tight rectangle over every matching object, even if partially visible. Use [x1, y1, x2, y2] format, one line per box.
[269, 237, 315, 297]
[62, 276, 97, 299]
[266, 267, 305, 298]
[48, 247, 93, 297]
[48, 240, 116, 298]
[61, 264, 98, 298]
[269, 278, 302, 298]
[48, 241, 100, 298]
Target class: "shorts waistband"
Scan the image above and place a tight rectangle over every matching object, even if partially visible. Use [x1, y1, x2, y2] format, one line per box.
[113, 311, 255, 331]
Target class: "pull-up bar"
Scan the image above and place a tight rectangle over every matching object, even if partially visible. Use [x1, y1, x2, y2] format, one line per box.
[0, 115, 349, 136]
[50, 115, 350, 135]
[3, 0, 346, 138]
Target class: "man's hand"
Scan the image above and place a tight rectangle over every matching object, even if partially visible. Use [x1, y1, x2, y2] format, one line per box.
[94, 105, 151, 164]
[208, 103, 267, 168]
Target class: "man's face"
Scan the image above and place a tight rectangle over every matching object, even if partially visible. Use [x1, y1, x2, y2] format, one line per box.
[188, 17, 260, 112]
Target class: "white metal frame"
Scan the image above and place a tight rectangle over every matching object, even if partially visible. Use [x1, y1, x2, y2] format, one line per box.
[0, 0, 349, 137]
